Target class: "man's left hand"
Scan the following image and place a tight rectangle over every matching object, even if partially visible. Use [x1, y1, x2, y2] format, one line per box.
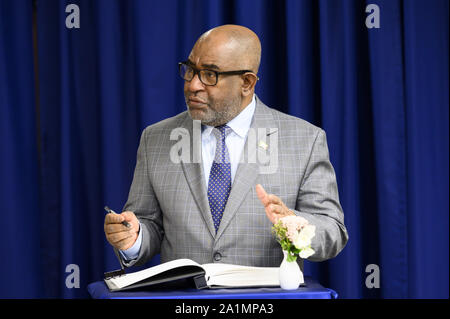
[256, 184, 295, 224]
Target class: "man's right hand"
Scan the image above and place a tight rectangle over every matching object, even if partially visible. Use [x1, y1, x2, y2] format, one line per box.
[104, 211, 140, 251]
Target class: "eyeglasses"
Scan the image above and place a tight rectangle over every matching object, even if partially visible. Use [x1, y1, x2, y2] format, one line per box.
[178, 61, 255, 86]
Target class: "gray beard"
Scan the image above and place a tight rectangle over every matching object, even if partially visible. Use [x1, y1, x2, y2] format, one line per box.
[186, 96, 242, 126]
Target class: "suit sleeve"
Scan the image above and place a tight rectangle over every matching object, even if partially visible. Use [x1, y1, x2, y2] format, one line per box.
[120, 127, 164, 267]
[293, 129, 348, 262]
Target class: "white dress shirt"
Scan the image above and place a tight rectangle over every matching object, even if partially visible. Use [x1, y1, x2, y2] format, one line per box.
[201, 95, 256, 187]
[120, 95, 256, 260]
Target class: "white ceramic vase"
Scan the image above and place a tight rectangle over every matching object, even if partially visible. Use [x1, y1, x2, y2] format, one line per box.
[279, 250, 303, 290]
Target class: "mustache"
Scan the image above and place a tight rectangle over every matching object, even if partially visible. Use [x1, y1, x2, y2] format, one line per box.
[185, 95, 208, 104]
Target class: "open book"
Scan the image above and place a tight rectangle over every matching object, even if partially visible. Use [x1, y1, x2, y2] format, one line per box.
[104, 259, 303, 292]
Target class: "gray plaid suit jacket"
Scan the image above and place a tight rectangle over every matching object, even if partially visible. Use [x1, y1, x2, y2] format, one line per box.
[120, 96, 348, 269]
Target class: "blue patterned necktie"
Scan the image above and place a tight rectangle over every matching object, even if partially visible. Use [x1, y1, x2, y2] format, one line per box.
[208, 125, 232, 233]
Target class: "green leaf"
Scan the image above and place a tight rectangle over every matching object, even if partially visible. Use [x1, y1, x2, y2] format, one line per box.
[286, 254, 297, 262]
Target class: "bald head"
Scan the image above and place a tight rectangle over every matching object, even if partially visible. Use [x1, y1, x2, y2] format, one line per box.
[193, 25, 261, 74]
[184, 25, 261, 126]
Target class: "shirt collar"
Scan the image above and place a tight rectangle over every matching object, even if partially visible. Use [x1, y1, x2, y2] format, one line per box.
[202, 94, 256, 138]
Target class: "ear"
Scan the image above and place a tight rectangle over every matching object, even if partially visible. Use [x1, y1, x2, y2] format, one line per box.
[241, 73, 258, 97]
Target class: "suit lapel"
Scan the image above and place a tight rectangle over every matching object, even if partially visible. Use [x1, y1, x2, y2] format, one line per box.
[178, 116, 216, 238]
[215, 97, 279, 240]
[178, 97, 279, 241]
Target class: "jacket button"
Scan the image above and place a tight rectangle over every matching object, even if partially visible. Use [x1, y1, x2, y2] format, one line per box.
[213, 252, 222, 261]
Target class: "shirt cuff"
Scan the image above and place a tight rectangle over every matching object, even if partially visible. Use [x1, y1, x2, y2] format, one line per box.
[119, 223, 142, 261]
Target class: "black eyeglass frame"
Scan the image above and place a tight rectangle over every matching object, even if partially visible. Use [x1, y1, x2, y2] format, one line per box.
[178, 61, 256, 86]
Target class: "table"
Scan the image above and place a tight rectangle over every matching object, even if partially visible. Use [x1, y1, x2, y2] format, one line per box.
[87, 276, 337, 299]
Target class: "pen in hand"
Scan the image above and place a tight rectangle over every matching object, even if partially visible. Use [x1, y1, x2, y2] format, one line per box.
[104, 206, 132, 228]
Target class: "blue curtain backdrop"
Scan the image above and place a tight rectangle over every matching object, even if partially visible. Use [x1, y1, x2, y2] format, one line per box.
[0, 0, 448, 298]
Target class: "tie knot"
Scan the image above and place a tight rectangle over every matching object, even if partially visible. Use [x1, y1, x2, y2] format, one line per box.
[212, 125, 232, 140]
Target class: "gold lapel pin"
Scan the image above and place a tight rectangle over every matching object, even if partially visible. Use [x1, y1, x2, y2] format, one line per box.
[258, 140, 268, 150]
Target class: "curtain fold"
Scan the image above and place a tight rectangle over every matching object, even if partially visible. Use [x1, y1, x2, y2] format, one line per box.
[0, 0, 447, 298]
[0, 0, 42, 298]
[402, 0, 449, 298]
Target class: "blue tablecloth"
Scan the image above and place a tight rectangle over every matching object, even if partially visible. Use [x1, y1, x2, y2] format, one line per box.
[87, 276, 337, 299]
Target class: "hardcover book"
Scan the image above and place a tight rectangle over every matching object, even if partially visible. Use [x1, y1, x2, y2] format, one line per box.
[104, 258, 303, 292]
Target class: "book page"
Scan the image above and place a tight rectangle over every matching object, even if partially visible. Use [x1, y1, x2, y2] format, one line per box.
[107, 259, 203, 289]
[202, 263, 282, 287]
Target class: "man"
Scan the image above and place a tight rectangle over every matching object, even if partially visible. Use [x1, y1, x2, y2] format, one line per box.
[104, 25, 348, 269]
